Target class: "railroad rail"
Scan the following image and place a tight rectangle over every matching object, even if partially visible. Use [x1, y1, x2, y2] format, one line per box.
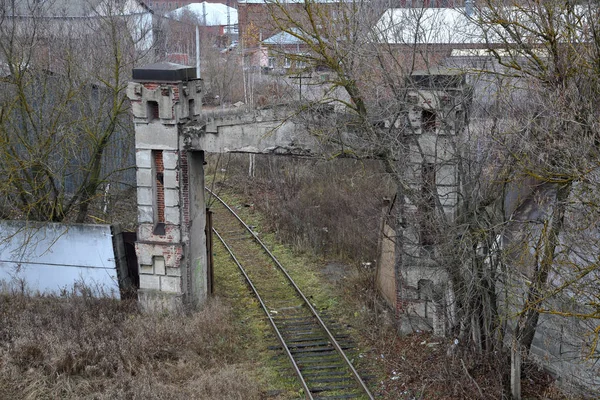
[207, 187, 375, 400]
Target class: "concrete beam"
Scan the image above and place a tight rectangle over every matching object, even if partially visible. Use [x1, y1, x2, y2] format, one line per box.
[183, 108, 322, 155]
[136, 123, 179, 150]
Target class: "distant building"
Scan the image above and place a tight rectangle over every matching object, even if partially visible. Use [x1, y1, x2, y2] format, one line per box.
[145, 0, 232, 13]
[262, 28, 309, 73]
[167, 2, 238, 37]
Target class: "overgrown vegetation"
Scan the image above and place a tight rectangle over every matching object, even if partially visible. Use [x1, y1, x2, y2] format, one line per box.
[0, 289, 263, 399]
[208, 153, 393, 263]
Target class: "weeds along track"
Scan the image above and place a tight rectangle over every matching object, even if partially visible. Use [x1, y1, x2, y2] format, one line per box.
[207, 188, 374, 400]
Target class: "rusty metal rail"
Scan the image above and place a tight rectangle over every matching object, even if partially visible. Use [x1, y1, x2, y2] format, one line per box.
[207, 187, 374, 400]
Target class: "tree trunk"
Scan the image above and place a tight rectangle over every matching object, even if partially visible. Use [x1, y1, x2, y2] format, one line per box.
[511, 182, 571, 399]
[511, 339, 522, 400]
[518, 182, 571, 352]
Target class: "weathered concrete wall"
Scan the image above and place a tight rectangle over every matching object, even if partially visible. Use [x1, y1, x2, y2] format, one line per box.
[499, 275, 600, 396]
[183, 106, 321, 155]
[186, 151, 207, 306]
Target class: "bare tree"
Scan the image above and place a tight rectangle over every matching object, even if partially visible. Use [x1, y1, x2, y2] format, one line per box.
[472, 1, 600, 396]
[0, 0, 152, 223]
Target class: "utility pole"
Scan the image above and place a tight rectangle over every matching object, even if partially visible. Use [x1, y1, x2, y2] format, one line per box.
[196, 25, 200, 78]
[226, 0, 231, 40]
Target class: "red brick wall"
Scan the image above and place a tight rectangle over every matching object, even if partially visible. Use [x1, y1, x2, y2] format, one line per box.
[154, 150, 165, 223]
[180, 150, 190, 232]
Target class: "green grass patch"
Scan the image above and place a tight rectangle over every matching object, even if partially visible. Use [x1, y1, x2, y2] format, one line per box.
[213, 233, 302, 399]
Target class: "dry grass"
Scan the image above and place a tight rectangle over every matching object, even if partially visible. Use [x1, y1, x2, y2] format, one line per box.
[0, 291, 263, 399]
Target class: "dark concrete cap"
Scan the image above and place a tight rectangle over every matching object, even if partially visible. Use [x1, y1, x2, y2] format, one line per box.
[132, 62, 197, 82]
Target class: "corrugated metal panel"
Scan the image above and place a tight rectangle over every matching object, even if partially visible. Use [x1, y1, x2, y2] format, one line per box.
[0, 221, 121, 298]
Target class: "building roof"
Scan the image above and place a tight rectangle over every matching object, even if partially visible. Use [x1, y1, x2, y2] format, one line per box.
[375, 5, 593, 46]
[167, 2, 237, 26]
[133, 62, 197, 81]
[373, 7, 485, 45]
[263, 28, 304, 46]
[4, 0, 150, 18]
[238, 0, 342, 3]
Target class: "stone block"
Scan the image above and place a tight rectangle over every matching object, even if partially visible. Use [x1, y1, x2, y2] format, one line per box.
[136, 242, 183, 269]
[163, 151, 179, 169]
[140, 264, 153, 275]
[404, 163, 421, 182]
[437, 186, 458, 207]
[153, 257, 166, 275]
[411, 301, 427, 318]
[164, 189, 179, 207]
[135, 242, 154, 265]
[443, 205, 456, 217]
[163, 170, 179, 189]
[158, 95, 174, 120]
[174, 101, 188, 122]
[127, 82, 143, 102]
[138, 206, 153, 224]
[404, 244, 421, 257]
[138, 224, 181, 243]
[140, 274, 160, 291]
[166, 267, 181, 277]
[138, 290, 183, 314]
[439, 140, 454, 160]
[418, 138, 437, 161]
[404, 230, 420, 246]
[437, 164, 457, 186]
[398, 313, 432, 334]
[137, 168, 153, 187]
[142, 85, 159, 102]
[136, 149, 152, 168]
[165, 207, 181, 225]
[137, 187, 153, 206]
[131, 100, 146, 119]
[161, 275, 182, 293]
[408, 146, 424, 164]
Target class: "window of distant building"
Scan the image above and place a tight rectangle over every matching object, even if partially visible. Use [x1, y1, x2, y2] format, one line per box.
[284, 57, 291, 69]
[297, 56, 306, 69]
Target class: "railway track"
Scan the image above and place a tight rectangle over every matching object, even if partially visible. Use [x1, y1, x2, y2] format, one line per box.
[207, 188, 375, 400]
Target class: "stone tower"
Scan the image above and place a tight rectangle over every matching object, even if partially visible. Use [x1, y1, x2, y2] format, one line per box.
[127, 62, 207, 312]
[397, 69, 470, 335]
